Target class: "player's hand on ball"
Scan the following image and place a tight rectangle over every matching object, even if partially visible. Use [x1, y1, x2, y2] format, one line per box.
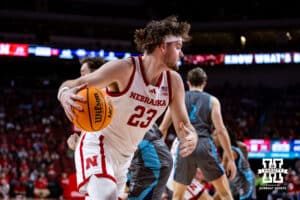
[67, 133, 80, 150]
[59, 84, 87, 121]
[71, 87, 114, 132]
[179, 122, 198, 157]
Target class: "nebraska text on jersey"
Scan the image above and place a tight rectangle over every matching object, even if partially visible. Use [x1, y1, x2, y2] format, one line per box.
[130, 92, 167, 106]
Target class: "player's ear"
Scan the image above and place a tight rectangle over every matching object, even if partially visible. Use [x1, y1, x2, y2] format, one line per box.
[186, 81, 191, 89]
[159, 42, 167, 52]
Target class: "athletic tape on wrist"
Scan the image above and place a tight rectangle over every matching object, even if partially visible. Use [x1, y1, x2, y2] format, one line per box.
[57, 86, 70, 101]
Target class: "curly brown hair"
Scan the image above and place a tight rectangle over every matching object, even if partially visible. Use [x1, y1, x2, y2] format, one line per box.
[134, 16, 191, 53]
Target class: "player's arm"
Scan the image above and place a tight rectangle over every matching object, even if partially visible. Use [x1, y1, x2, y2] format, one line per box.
[58, 59, 133, 121]
[221, 148, 238, 170]
[168, 71, 198, 157]
[159, 107, 172, 141]
[211, 96, 236, 180]
[237, 141, 248, 159]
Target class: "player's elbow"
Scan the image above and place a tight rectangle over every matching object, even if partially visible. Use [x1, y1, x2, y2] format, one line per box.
[214, 127, 227, 136]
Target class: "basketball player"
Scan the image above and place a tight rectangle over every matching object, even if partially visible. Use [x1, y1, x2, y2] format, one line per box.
[213, 128, 255, 200]
[166, 137, 213, 200]
[58, 16, 198, 200]
[126, 123, 172, 200]
[67, 56, 106, 150]
[236, 140, 257, 200]
[67, 57, 173, 200]
[159, 67, 236, 200]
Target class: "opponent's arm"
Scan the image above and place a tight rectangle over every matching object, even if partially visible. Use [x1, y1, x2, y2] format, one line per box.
[211, 97, 236, 180]
[237, 141, 248, 159]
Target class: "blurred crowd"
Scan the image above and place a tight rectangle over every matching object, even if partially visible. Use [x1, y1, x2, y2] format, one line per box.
[0, 80, 299, 199]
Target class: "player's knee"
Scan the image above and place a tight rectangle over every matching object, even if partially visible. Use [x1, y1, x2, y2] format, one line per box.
[172, 182, 187, 200]
[172, 191, 184, 200]
[87, 176, 117, 200]
[217, 190, 233, 200]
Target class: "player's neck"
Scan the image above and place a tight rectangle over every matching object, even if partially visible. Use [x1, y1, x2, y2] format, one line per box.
[142, 54, 165, 85]
[189, 86, 203, 92]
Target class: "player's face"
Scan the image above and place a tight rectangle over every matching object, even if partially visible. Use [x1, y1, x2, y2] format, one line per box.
[80, 63, 92, 76]
[164, 40, 183, 71]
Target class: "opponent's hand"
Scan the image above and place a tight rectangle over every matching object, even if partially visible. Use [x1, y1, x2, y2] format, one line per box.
[179, 122, 198, 157]
[226, 159, 237, 180]
[67, 133, 80, 150]
[59, 84, 86, 121]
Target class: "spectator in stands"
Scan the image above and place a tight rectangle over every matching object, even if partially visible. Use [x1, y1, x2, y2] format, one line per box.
[33, 172, 50, 198]
[59, 172, 69, 199]
[0, 172, 9, 200]
[14, 171, 28, 199]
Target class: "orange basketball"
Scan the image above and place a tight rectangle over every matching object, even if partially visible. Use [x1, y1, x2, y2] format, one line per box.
[72, 87, 114, 132]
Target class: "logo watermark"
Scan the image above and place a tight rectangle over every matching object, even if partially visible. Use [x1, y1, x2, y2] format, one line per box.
[257, 158, 288, 191]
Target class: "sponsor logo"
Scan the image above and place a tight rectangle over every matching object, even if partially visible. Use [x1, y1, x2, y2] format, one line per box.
[257, 158, 288, 191]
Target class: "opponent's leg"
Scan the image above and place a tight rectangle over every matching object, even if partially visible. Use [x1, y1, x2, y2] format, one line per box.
[172, 180, 187, 200]
[211, 174, 233, 200]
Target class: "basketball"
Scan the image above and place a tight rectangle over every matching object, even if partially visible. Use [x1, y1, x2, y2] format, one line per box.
[72, 87, 114, 132]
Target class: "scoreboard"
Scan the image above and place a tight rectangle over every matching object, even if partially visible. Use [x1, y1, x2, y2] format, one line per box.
[244, 139, 300, 159]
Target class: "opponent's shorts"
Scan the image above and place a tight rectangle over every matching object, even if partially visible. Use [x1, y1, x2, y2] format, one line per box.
[127, 124, 172, 200]
[174, 136, 224, 185]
